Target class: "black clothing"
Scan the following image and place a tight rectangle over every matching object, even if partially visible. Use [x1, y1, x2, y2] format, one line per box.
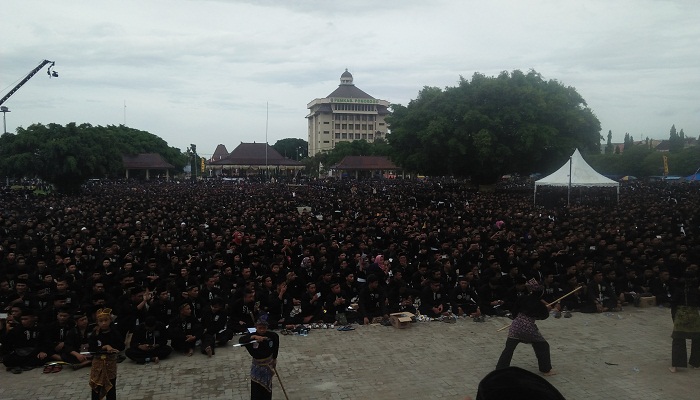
[126, 321, 172, 363]
[167, 315, 203, 352]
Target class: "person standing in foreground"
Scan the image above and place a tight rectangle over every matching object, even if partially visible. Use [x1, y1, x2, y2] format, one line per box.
[89, 308, 125, 400]
[239, 315, 280, 400]
[496, 279, 557, 376]
[669, 265, 700, 373]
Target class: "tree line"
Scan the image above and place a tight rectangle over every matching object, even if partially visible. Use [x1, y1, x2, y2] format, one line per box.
[2, 69, 696, 190]
[0, 123, 187, 192]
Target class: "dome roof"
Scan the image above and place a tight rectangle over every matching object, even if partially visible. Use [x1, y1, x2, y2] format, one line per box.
[340, 69, 354, 85]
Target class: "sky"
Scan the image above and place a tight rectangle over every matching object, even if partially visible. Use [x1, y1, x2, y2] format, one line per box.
[1, 0, 699, 158]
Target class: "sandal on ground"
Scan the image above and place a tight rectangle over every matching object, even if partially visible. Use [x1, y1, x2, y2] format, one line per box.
[43, 365, 53, 373]
[337, 325, 355, 331]
[52, 364, 63, 373]
[11, 367, 23, 374]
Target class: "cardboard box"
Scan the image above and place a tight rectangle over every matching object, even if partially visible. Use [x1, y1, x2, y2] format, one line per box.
[389, 312, 415, 329]
[638, 296, 656, 308]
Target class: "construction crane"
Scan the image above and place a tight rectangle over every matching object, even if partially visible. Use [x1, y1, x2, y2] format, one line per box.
[0, 59, 58, 107]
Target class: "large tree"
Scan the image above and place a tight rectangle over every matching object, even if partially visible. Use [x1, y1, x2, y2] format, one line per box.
[272, 138, 308, 161]
[0, 123, 187, 192]
[387, 69, 601, 183]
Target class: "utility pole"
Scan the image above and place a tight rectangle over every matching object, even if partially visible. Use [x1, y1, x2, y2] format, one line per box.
[1, 106, 10, 133]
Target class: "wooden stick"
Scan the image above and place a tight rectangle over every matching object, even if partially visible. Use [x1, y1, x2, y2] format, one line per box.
[546, 285, 583, 307]
[496, 286, 584, 332]
[274, 366, 291, 400]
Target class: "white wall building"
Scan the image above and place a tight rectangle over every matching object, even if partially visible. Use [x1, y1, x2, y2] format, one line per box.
[306, 70, 390, 156]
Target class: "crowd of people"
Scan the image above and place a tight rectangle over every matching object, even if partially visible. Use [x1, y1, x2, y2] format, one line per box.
[1, 178, 699, 382]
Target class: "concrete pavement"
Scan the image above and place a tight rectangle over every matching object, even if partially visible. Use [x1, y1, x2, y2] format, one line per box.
[1, 306, 695, 400]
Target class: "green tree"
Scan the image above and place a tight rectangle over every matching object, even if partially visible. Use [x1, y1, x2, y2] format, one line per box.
[605, 130, 613, 154]
[0, 123, 187, 192]
[272, 138, 308, 160]
[386, 69, 601, 183]
[669, 124, 684, 153]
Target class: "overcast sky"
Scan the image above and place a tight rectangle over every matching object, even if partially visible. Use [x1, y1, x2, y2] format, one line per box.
[2, 0, 699, 157]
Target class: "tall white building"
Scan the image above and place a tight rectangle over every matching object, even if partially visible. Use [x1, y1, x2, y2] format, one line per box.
[306, 70, 390, 156]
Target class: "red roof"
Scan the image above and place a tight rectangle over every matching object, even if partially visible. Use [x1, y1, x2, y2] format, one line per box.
[209, 143, 303, 167]
[209, 144, 229, 161]
[332, 156, 399, 170]
[122, 154, 174, 169]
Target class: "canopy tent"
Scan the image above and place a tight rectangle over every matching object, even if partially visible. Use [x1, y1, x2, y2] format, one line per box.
[534, 149, 619, 205]
[685, 173, 700, 181]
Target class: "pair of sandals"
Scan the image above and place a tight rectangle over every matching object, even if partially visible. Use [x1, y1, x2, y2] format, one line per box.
[43, 364, 63, 373]
[336, 325, 355, 331]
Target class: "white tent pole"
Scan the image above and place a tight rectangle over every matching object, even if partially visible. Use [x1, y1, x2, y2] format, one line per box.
[534, 184, 537, 206]
[567, 155, 572, 207]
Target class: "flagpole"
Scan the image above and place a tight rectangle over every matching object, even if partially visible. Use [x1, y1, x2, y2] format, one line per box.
[265, 101, 269, 180]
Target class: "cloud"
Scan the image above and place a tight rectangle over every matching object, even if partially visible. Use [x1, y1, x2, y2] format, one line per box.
[1, 0, 699, 154]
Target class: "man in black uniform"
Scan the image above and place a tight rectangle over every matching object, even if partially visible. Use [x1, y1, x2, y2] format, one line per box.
[239, 315, 280, 400]
[126, 316, 172, 364]
[358, 274, 387, 324]
[450, 275, 480, 317]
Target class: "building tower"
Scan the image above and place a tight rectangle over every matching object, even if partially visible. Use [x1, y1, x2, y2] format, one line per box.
[306, 69, 390, 156]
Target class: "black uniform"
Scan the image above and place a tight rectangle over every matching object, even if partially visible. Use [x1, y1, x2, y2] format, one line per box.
[125, 320, 172, 363]
[239, 330, 280, 400]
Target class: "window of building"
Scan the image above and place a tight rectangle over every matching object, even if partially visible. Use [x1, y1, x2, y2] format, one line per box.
[341, 124, 347, 129]
[379, 122, 385, 126]
[323, 140, 330, 143]
[355, 133, 361, 139]
[323, 121, 329, 124]
[355, 124, 360, 130]
[341, 133, 347, 139]
[335, 133, 340, 139]
[368, 124, 373, 130]
[361, 124, 367, 130]
[342, 115, 347, 120]
[323, 131, 329, 134]
[362, 115, 367, 121]
[369, 115, 375, 121]
[369, 134, 374, 140]
[362, 134, 367, 140]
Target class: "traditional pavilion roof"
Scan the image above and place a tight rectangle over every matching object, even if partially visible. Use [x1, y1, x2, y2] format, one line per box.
[332, 156, 400, 170]
[209, 142, 303, 167]
[122, 153, 174, 169]
[210, 144, 229, 161]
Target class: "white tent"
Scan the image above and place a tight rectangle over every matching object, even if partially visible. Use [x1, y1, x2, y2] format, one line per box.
[534, 149, 619, 204]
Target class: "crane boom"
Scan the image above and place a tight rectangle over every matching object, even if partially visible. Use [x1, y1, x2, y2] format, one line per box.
[0, 59, 58, 107]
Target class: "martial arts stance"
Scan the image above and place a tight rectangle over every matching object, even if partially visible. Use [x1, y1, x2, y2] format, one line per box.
[669, 266, 700, 372]
[89, 308, 125, 400]
[496, 279, 556, 376]
[239, 316, 280, 400]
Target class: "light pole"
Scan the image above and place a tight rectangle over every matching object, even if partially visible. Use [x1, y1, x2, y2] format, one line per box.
[1, 106, 10, 133]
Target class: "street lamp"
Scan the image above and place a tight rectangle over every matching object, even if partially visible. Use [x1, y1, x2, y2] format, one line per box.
[1, 106, 10, 133]
[297, 146, 302, 161]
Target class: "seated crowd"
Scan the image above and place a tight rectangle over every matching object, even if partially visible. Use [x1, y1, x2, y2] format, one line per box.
[0, 179, 697, 373]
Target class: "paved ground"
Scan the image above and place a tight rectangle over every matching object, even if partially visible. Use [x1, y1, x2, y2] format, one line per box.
[1, 306, 696, 400]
